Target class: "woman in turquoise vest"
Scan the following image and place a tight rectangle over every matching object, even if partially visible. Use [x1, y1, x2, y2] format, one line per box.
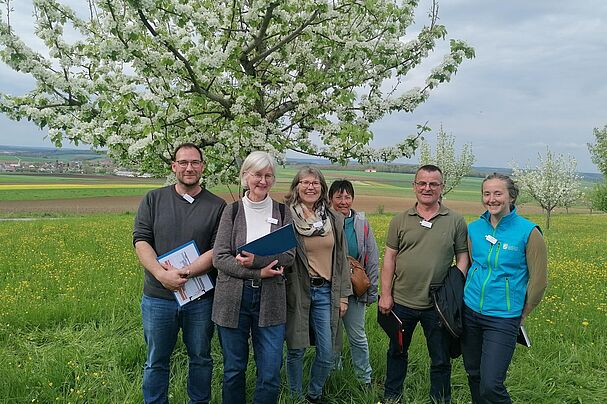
[462, 173, 548, 403]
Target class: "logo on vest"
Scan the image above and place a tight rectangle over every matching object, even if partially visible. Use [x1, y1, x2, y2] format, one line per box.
[502, 243, 520, 252]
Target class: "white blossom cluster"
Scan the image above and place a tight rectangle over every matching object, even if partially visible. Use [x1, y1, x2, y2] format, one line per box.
[0, 0, 474, 182]
[512, 149, 582, 229]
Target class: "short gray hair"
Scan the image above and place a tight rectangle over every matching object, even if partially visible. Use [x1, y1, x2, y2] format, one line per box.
[240, 151, 276, 188]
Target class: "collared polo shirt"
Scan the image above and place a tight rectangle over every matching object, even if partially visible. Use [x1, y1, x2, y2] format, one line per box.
[386, 203, 468, 309]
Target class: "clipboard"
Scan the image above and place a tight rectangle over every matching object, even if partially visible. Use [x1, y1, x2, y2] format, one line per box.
[237, 223, 297, 256]
[156, 240, 214, 306]
[377, 306, 405, 352]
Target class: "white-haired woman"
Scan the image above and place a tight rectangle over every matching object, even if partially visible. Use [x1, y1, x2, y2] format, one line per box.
[212, 151, 295, 404]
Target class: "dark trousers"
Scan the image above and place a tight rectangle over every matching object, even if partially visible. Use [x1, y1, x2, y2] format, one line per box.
[461, 305, 520, 404]
[384, 303, 452, 403]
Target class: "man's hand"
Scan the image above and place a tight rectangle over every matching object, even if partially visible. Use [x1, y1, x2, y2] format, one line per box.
[378, 294, 394, 315]
[260, 260, 283, 279]
[236, 251, 255, 268]
[158, 262, 190, 291]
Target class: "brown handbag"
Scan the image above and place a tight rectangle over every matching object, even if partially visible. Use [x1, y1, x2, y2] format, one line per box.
[348, 256, 370, 297]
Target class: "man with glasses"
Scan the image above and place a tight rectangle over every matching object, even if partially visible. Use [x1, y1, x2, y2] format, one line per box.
[133, 142, 226, 403]
[379, 164, 468, 404]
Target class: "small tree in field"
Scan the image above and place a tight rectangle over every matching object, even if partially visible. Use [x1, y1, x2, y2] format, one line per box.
[590, 183, 607, 213]
[588, 125, 607, 177]
[0, 0, 474, 184]
[418, 125, 474, 196]
[512, 149, 581, 230]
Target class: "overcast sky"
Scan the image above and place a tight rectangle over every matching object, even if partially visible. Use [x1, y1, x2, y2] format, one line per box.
[1, 0, 606, 173]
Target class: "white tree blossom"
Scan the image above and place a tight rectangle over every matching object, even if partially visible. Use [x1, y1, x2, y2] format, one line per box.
[512, 148, 582, 230]
[0, 0, 474, 183]
[587, 125, 607, 177]
[418, 125, 474, 196]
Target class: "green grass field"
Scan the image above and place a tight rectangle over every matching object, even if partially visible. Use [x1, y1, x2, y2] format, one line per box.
[1, 212, 605, 403]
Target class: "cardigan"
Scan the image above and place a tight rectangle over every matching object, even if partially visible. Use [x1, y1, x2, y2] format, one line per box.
[212, 199, 295, 328]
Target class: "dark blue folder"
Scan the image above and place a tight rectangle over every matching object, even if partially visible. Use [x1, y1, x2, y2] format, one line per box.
[237, 224, 297, 256]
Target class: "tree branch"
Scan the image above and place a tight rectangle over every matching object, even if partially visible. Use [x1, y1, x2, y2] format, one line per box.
[249, 9, 320, 66]
[136, 9, 233, 112]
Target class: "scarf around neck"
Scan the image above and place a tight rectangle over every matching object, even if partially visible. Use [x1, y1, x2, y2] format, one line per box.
[290, 202, 332, 237]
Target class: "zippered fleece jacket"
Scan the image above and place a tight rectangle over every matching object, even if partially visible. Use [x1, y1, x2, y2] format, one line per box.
[464, 208, 547, 318]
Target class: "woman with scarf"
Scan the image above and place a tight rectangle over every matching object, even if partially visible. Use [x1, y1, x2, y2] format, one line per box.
[284, 166, 352, 403]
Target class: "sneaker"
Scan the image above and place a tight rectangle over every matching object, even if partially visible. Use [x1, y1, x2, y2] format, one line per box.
[305, 394, 323, 403]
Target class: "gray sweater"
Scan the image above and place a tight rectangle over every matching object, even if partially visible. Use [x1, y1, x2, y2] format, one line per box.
[133, 185, 226, 300]
[212, 199, 295, 328]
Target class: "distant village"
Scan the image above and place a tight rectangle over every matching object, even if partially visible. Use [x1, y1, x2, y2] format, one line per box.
[0, 157, 120, 175]
[0, 146, 140, 176]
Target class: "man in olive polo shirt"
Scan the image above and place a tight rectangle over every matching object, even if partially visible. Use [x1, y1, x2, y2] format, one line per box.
[379, 164, 469, 403]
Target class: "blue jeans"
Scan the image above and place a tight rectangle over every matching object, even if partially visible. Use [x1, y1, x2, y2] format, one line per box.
[141, 294, 214, 404]
[461, 305, 520, 404]
[287, 283, 333, 400]
[384, 303, 452, 403]
[217, 283, 285, 404]
[339, 295, 372, 383]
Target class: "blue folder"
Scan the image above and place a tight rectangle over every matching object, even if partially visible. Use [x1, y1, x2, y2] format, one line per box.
[237, 224, 297, 256]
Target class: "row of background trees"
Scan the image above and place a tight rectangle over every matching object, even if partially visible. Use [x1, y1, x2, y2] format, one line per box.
[421, 125, 607, 230]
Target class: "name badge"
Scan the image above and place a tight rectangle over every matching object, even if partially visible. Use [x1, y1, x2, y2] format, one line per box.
[312, 220, 324, 228]
[420, 220, 433, 229]
[267, 217, 278, 224]
[182, 194, 194, 204]
[485, 235, 498, 245]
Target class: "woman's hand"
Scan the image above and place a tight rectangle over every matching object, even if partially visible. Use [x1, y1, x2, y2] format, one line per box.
[339, 301, 348, 317]
[260, 260, 283, 279]
[236, 251, 255, 268]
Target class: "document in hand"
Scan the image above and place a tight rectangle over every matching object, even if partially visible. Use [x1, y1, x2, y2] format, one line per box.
[156, 240, 214, 306]
[377, 307, 405, 353]
[237, 224, 297, 256]
[517, 325, 531, 347]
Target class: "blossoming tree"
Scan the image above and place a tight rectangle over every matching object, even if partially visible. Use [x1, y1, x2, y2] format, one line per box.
[0, 0, 474, 183]
[587, 125, 607, 212]
[418, 125, 474, 196]
[587, 125, 607, 177]
[512, 149, 582, 230]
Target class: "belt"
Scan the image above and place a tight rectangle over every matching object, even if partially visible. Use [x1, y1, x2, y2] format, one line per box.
[244, 278, 261, 288]
[310, 277, 329, 287]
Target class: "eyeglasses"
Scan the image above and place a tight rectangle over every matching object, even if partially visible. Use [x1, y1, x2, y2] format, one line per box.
[248, 172, 275, 182]
[175, 160, 203, 168]
[299, 180, 321, 188]
[413, 181, 443, 190]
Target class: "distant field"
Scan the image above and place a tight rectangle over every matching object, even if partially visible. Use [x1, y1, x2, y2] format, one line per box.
[0, 169, 594, 216]
[0, 174, 163, 202]
[0, 169, 486, 202]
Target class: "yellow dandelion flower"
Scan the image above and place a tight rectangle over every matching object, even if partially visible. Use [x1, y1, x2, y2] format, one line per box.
[582, 320, 589, 326]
